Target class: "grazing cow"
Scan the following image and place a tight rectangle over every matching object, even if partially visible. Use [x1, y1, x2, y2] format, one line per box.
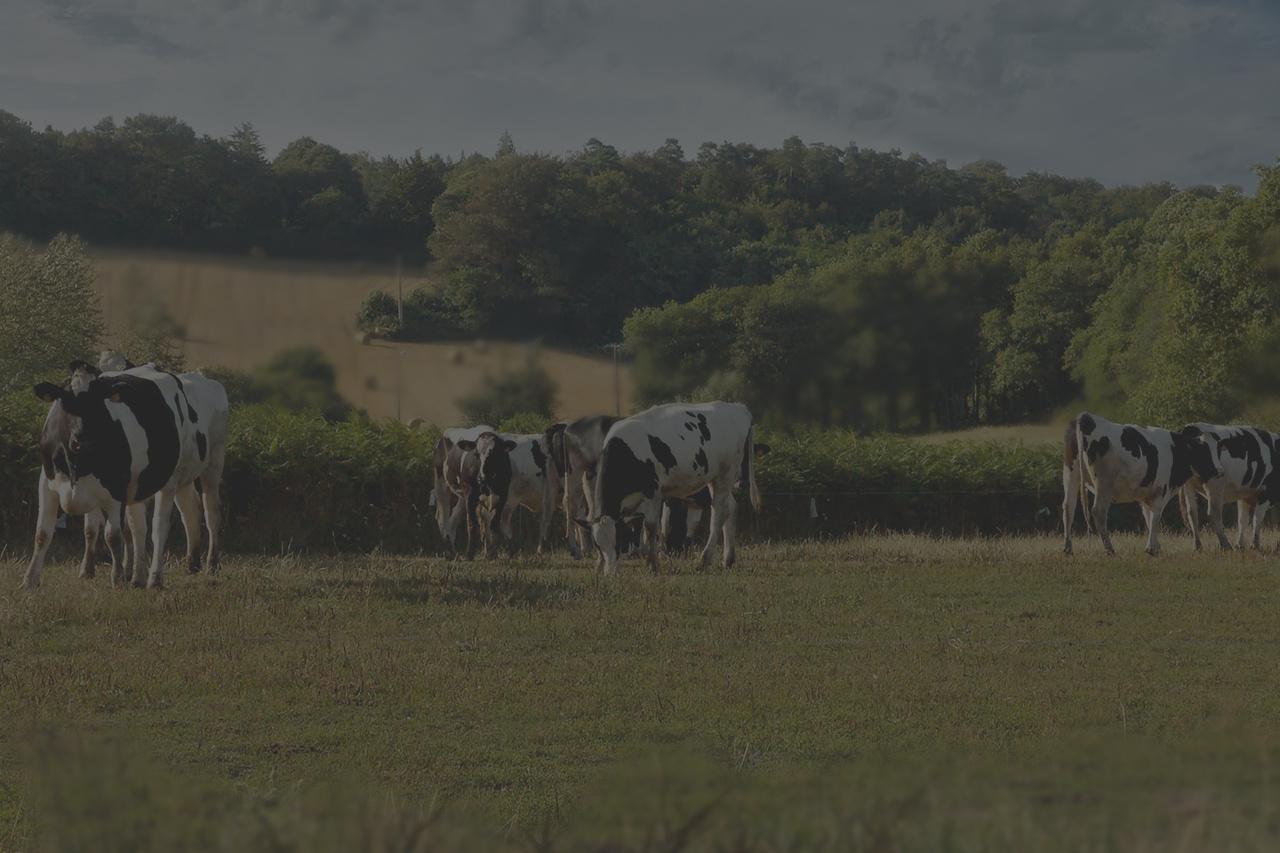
[1178, 423, 1280, 550]
[547, 415, 618, 558]
[1063, 412, 1219, 556]
[432, 425, 494, 550]
[27, 363, 228, 589]
[579, 402, 761, 573]
[437, 438, 485, 558]
[472, 431, 561, 555]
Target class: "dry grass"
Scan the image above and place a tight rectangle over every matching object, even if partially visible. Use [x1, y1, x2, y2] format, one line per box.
[4, 534, 1280, 850]
[91, 249, 634, 426]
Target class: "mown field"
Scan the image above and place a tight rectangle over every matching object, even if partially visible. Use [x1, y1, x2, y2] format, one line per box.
[4, 534, 1280, 851]
[91, 250, 634, 426]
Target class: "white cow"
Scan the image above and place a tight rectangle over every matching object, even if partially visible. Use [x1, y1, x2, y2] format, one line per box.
[1178, 423, 1280, 551]
[432, 425, 494, 553]
[579, 402, 761, 574]
[1063, 412, 1219, 556]
[472, 431, 562, 556]
[29, 363, 228, 589]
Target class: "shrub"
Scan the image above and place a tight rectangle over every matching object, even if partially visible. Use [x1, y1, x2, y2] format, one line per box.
[203, 348, 351, 422]
[458, 355, 557, 427]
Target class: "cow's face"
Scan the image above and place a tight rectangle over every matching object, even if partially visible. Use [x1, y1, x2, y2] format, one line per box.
[34, 378, 126, 482]
[589, 516, 620, 573]
[475, 433, 517, 496]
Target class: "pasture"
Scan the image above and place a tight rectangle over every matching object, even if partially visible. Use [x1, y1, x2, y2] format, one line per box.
[4, 534, 1280, 851]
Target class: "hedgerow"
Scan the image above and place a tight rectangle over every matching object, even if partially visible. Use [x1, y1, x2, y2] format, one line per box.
[1, 401, 1079, 558]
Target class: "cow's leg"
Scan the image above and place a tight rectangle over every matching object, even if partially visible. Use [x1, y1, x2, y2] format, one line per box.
[200, 446, 225, 574]
[643, 503, 662, 573]
[1234, 500, 1249, 550]
[1143, 493, 1175, 556]
[80, 509, 103, 579]
[1181, 487, 1202, 552]
[500, 501, 517, 557]
[1205, 483, 1231, 551]
[698, 487, 727, 570]
[1062, 461, 1079, 555]
[721, 490, 739, 569]
[102, 501, 127, 586]
[126, 501, 149, 587]
[1090, 485, 1115, 556]
[147, 489, 178, 589]
[175, 484, 203, 574]
[23, 474, 60, 589]
[563, 472, 582, 559]
[443, 490, 465, 557]
[1252, 502, 1269, 550]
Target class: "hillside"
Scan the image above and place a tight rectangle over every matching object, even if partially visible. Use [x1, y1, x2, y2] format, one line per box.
[91, 250, 634, 427]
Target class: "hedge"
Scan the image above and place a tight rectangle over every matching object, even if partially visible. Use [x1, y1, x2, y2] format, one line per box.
[1, 402, 1093, 559]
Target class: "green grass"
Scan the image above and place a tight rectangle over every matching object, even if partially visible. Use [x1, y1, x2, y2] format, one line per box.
[4, 535, 1280, 851]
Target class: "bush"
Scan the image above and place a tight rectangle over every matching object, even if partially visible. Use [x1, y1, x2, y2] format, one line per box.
[497, 412, 554, 435]
[458, 356, 557, 427]
[203, 348, 351, 422]
[356, 287, 466, 340]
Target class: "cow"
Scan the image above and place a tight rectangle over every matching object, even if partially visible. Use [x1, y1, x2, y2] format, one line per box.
[578, 402, 761, 574]
[1178, 423, 1280, 551]
[26, 363, 228, 589]
[546, 415, 618, 558]
[436, 438, 485, 558]
[1063, 412, 1219, 556]
[472, 431, 562, 556]
[432, 425, 494, 553]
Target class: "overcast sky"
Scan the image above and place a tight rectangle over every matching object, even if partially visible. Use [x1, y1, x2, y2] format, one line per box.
[3, 0, 1278, 188]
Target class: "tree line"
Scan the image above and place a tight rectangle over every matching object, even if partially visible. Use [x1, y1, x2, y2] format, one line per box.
[4, 108, 1278, 432]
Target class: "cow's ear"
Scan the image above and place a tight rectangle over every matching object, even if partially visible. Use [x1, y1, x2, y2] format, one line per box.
[574, 517, 592, 530]
[33, 383, 69, 404]
[502, 439, 518, 452]
[90, 378, 131, 404]
[68, 360, 99, 376]
[456, 440, 475, 451]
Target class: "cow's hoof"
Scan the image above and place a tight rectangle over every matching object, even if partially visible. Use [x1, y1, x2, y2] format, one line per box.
[131, 577, 147, 589]
[147, 577, 164, 590]
[1145, 548, 1159, 557]
[1063, 542, 1072, 555]
[187, 559, 201, 574]
[79, 567, 95, 580]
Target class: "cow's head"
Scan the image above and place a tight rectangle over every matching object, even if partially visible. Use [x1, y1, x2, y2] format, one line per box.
[474, 432, 517, 496]
[574, 513, 643, 574]
[33, 376, 131, 481]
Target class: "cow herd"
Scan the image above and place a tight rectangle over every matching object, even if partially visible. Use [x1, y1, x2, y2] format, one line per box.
[432, 401, 765, 573]
[21, 356, 766, 588]
[1063, 412, 1280, 556]
[25, 355, 1276, 592]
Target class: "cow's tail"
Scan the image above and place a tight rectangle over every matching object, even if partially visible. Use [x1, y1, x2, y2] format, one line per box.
[1075, 415, 1092, 534]
[746, 425, 762, 512]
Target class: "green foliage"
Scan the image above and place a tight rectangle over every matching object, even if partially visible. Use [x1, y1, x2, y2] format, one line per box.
[0, 233, 102, 398]
[355, 287, 465, 340]
[203, 348, 351, 422]
[458, 356, 558, 427]
[110, 264, 187, 371]
[496, 412, 554, 435]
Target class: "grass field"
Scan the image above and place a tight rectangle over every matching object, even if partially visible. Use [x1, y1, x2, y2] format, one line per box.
[91, 250, 634, 426]
[5, 534, 1280, 850]
[911, 423, 1065, 446]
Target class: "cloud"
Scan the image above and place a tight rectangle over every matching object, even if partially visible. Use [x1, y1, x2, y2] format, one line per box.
[507, 0, 600, 55]
[717, 52, 899, 127]
[43, 0, 185, 58]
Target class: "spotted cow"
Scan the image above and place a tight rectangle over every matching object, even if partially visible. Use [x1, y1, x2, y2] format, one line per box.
[472, 431, 562, 556]
[579, 402, 761, 573]
[432, 425, 494, 554]
[1178, 423, 1280, 551]
[1063, 412, 1219, 556]
[27, 363, 228, 589]
[546, 415, 618, 558]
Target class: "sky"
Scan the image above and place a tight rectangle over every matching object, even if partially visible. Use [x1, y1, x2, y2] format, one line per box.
[2, 0, 1279, 188]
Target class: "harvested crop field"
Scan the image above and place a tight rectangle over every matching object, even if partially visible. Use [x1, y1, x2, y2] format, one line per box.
[91, 250, 634, 426]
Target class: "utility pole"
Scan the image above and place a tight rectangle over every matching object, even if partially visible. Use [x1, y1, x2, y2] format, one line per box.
[396, 254, 404, 328]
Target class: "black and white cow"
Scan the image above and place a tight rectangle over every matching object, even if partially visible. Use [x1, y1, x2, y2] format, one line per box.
[436, 436, 485, 558]
[472, 431, 561, 556]
[27, 363, 228, 589]
[579, 402, 761, 573]
[432, 424, 494, 551]
[1063, 412, 1219, 556]
[546, 415, 618, 558]
[1178, 423, 1280, 551]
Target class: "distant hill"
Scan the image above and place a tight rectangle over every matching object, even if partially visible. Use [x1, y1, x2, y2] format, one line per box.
[92, 250, 634, 427]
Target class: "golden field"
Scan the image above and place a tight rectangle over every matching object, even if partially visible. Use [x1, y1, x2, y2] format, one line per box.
[91, 250, 635, 426]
